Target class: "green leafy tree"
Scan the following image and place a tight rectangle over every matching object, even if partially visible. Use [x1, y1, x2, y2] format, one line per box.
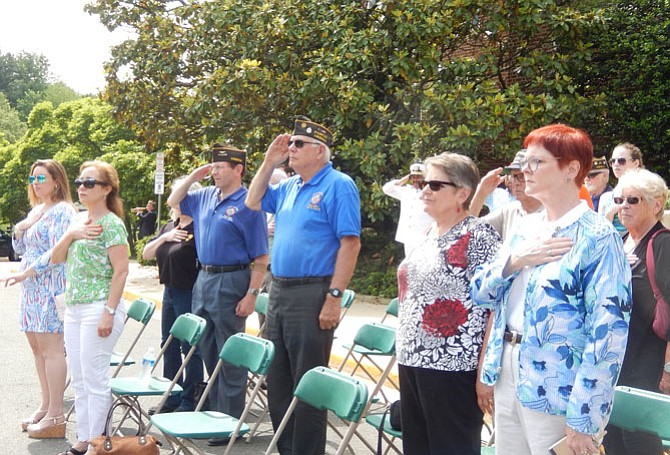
[0, 51, 49, 108]
[0, 92, 26, 143]
[15, 82, 82, 119]
[89, 0, 607, 225]
[574, 0, 670, 180]
[0, 98, 160, 227]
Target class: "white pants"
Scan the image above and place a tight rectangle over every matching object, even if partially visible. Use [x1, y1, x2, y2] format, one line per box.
[494, 343, 566, 455]
[64, 301, 125, 442]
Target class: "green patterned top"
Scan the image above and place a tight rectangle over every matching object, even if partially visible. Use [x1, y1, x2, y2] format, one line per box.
[65, 212, 128, 306]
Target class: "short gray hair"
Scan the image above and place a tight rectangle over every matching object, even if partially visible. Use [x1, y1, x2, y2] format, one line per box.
[615, 168, 668, 220]
[424, 152, 480, 209]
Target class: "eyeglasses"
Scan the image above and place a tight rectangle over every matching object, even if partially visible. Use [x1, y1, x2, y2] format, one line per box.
[424, 180, 458, 191]
[613, 196, 641, 205]
[508, 173, 525, 183]
[586, 172, 603, 179]
[520, 156, 560, 173]
[28, 174, 47, 184]
[609, 157, 631, 166]
[288, 139, 320, 149]
[74, 178, 108, 189]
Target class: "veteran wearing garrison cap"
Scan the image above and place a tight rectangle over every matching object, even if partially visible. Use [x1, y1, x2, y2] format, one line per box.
[246, 118, 361, 455]
[585, 155, 612, 212]
[167, 143, 268, 446]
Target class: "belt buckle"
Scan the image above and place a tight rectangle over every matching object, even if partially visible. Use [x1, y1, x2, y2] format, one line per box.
[509, 330, 519, 346]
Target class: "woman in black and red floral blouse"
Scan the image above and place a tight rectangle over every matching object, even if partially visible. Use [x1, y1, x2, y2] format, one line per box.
[396, 152, 501, 455]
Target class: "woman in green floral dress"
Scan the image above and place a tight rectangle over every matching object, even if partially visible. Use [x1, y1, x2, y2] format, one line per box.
[52, 160, 129, 455]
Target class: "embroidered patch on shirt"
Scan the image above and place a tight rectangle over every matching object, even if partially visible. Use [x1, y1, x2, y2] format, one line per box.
[307, 192, 324, 211]
[223, 205, 238, 220]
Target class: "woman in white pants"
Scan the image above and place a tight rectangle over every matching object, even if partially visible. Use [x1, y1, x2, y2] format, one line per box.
[52, 160, 129, 455]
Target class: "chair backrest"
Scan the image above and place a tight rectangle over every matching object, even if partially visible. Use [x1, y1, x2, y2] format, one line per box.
[386, 298, 398, 318]
[126, 298, 156, 325]
[255, 292, 269, 316]
[353, 323, 396, 355]
[294, 367, 368, 422]
[220, 333, 275, 375]
[169, 313, 207, 346]
[608, 386, 670, 440]
[341, 289, 356, 310]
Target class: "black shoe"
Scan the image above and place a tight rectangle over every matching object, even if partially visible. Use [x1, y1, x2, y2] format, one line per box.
[148, 404, 176, 416]
[207, 437, 231, 446]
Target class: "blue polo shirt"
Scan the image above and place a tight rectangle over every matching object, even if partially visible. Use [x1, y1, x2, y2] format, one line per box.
[262, 162, 361, 277]
[181, 186, 268, 266]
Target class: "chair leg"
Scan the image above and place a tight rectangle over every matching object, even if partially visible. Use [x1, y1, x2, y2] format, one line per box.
[263, 397, 299, 455]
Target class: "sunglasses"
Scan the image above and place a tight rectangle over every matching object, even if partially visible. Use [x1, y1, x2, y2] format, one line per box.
[74, 178, 108, 189]
[28, 174, 47, 184]
[613, 196, 641, 205]
[288, 139, 320, 149]
[609, 157, 631, 166]
[424, 180, 458, 191]
[586, 172, 603, 179]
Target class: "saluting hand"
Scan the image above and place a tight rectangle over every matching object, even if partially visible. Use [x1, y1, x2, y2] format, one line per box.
[265, 134, 291, 167]
[190, 163, 213, 182]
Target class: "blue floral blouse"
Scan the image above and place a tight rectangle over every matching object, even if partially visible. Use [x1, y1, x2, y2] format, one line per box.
[471, 204, 632, 435]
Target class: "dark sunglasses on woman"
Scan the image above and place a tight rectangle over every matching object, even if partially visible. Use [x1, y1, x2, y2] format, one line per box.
[424, 180, 458, 191]
[74, 178, 108, 189]
[613, 196, 641, 205]
[609, 157, 630, 166]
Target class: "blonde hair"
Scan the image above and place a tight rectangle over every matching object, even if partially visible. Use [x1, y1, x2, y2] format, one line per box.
[80, 160, 124, 219]
[28, 159, 73, 207]
[615, 169, 668, 220]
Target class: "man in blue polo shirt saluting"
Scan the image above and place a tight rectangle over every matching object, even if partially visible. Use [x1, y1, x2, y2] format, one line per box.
[246, 118, 362, 455]
[168, 144, 268, 447]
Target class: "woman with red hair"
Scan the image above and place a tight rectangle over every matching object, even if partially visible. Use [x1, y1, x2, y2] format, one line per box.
[473, 124, 632, 455]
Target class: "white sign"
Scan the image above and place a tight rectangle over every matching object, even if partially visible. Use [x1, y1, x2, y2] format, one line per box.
[156, 152, 165, 172]
[155, 170, 165, 195]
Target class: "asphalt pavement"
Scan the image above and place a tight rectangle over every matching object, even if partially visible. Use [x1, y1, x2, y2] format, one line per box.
[0, 259, 399, 455]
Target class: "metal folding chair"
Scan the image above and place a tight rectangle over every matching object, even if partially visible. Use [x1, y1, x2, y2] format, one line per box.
[339, 289, 356, 322]
[151, 333, 275, 455]
[264, 366, 369, 455]
[608, 385, 670, 451]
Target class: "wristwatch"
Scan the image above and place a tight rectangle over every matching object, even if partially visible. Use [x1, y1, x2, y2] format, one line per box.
[104, 305, 116, 316]
[664, 362, 670, 374]
[248, 288, 259, 297]
[328, 288, 343, 298]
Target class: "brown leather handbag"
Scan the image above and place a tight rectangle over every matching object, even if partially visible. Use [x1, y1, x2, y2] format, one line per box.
[89, 399, 161, 455]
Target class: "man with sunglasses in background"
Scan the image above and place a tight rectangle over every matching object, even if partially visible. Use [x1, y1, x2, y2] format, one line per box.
[584, 156, 612, 212]
[131, 199, 157, 239]
[167, 144, 268, 447]
[382, 161, 433, 257]
[246, 118, 361, 455]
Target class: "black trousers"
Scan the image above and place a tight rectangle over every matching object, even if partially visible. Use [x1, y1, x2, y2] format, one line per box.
[266, 279, 334, 455]
[399, 364, 483, 455]
[603, 424, 664, 455]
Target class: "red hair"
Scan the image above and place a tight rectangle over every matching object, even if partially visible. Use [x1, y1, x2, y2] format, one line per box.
[523, 124, 593, 186]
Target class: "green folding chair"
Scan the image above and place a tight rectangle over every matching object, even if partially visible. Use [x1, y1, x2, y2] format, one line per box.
[109, 313, 206, 434]
[338, 322, 398, 404]
[65, 298, 156, 422]
[151, 333, 275, 455]
[380, 297, 398, 324]
[339, 289, 356, 322]
[365, 410, 403, 455]
[254, 292, 269, 337]
[264, 366, 369, 455]
[608, 385, 670, 449]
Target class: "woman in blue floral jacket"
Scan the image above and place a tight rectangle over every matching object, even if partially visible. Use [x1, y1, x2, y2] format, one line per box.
[472, 124, 632, 455]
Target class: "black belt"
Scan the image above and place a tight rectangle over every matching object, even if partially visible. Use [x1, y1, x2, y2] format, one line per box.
[503, 329, 523, 345]
[199, 264, 249, 273]
[272, 276, 331, 287]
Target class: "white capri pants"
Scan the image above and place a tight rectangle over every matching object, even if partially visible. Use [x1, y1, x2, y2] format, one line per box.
[64, 301, 125, 442]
